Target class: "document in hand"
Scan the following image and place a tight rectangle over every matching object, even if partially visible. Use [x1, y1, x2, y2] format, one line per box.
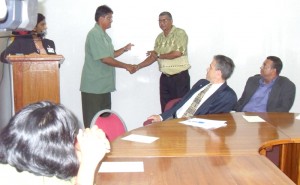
[179, 118, 227, 129]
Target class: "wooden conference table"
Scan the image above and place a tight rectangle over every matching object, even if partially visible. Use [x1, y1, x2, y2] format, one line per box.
[96, 112, 300, 185]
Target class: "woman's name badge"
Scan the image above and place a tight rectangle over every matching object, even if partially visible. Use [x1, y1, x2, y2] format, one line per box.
[47, 47, 55, 53]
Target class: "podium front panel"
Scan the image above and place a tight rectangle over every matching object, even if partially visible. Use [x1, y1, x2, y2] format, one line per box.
[7, 55, 64, 113]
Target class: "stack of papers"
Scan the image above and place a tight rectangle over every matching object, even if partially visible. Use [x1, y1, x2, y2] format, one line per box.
[179, 118, 227, 129]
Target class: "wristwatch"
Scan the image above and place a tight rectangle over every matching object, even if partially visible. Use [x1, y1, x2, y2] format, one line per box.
[157, 53, 160, 59]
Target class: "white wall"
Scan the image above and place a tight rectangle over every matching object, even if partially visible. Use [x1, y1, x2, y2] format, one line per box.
[2, 0, 299, 130]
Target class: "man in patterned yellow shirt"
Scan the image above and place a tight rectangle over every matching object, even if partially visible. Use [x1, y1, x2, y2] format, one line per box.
[137, 11, 191, 112]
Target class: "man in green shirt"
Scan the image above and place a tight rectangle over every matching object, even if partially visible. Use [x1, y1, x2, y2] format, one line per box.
[80, 5, 136, 128]
[136, 11, 191, 112]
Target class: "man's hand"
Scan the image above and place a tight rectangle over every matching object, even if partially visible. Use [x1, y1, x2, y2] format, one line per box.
[146, 50, 158, 59]
[123, 43, 134, 52]
[147, 115, 162, 122]
[125, 64, 138, 74]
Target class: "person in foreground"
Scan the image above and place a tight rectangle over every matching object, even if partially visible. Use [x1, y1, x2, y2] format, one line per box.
[80, 5, 136, 128]
[0, 101, 110, 185]
[147, 55, 237, 123]
[136, 11, 191, 112]
[235, 56, 296, 112]
[0, 13, 56, 63]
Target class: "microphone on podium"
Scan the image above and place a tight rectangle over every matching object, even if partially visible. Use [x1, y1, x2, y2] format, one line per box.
[0, 31, 45, 39]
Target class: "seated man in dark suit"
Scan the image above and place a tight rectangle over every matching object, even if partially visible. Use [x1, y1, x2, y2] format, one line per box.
[148, 55, 237, 122]
[235, 56, 296, 112]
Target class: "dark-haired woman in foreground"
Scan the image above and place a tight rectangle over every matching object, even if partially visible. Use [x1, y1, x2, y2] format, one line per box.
[0, 101, 110, 185]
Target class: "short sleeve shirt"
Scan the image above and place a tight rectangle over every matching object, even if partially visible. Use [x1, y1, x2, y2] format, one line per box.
[154, 26, 190, 75]
[80, 24, 116, 94]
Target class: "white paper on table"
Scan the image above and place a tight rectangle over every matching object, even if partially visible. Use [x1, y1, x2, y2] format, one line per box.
[296, 114, 300, 120]
[179, 118, 227, 129]
[99, 161, 144, 173]
[242, 115, 266, 122]
[121, 134, 159, 143]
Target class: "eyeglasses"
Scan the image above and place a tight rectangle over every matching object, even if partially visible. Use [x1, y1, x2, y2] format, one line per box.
[158, 19, 170, 23]
[260, 65, 273, 70]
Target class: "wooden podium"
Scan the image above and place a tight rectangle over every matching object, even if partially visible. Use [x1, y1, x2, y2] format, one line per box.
[6, 55, 64, 113]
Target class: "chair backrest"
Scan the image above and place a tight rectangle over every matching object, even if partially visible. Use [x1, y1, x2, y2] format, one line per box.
[143, 98, 182, 126]
[143, 119, 153, 126]
[90, 109, 127, 142]
[259, 139, 300, 184]
[163, 98, 182, 112]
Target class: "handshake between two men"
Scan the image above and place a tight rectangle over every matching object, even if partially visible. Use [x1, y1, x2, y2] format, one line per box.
[123, 43, 161, 74]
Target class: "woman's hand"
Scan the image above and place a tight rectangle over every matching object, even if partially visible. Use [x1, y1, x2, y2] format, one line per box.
[76, 126, 110, 164]
[75, 126, 110, 185]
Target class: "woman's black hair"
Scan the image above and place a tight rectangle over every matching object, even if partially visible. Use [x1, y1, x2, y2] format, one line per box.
[37, 13, 45, 25]
[0, 101, 80, 179]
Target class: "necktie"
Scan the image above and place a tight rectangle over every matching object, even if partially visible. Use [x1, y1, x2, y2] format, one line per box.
[182, 83, 212, 118]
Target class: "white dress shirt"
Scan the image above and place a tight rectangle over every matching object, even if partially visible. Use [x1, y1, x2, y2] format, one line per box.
[176, 83, 224, 118]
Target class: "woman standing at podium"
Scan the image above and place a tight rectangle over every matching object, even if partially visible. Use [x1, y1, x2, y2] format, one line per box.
[0, 13, 56, 63]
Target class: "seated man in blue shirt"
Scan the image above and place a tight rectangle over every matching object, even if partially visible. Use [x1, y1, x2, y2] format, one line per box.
[235, 56, 296, 112]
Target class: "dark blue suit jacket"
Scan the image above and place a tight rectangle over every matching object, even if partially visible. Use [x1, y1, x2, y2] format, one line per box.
[160, 79, 237, 120]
